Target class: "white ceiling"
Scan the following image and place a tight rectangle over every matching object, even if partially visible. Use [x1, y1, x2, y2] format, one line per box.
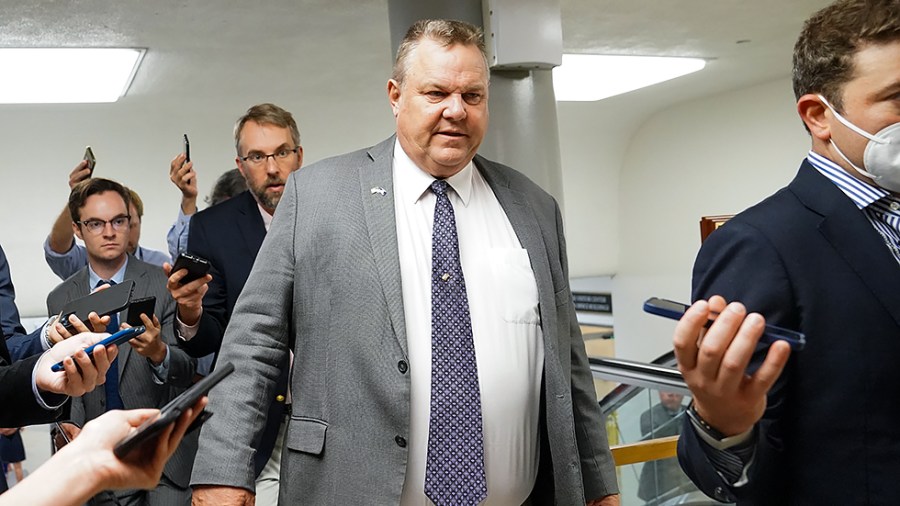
[0, 0, 833, 112]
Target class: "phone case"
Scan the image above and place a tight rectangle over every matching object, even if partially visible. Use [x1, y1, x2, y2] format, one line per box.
[113, 362, 235, 458]
[58, 280, 135, 330]
[126, 296, 156, 327]
[172, 253, 210, 284]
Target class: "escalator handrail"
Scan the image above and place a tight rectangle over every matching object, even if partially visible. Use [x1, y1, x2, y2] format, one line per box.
[590, 355, 690, 413]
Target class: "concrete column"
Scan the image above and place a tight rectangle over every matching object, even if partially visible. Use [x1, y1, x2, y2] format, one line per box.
[387, 0, 564, 206]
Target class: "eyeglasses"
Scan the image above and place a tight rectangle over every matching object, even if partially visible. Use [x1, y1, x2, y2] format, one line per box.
[239, 147, 300, 167]
[77, 215, 131, 235]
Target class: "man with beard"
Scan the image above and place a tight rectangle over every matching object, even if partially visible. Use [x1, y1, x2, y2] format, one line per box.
[165, 103, 301, 506]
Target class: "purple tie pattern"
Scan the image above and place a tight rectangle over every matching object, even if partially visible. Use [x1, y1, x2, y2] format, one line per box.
[424, 180, 487, 506]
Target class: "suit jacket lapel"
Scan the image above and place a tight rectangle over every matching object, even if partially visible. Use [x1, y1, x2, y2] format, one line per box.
[477, 156, 557, 343]
[792, 161, 900, 327]
[359, 137, 409, 356]
[236, 191, 267, 258]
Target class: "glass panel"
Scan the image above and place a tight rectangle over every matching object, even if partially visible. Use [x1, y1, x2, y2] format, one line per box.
[606, 387, 733, 505]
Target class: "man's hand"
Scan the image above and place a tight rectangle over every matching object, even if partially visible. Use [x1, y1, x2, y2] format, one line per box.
[65, 398, 207, 491]
[170, 154, 198, 215]
[49, 312, 112, 345]
[164, 262, 211, 327]
[35, 332, 119, 397]
[192, 485, 255, 506]
[69, 159, 92, 190]
[672, 296, 791, 436]
[588, 494, 620, 506]
[127, 314, 166, 365]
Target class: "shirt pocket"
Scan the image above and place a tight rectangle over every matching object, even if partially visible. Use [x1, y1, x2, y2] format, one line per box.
[488, 248, 540, 325]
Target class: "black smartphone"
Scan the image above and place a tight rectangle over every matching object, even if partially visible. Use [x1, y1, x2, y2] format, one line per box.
[643, 297, 806, 350]
[172, 253, 210, 285]
[50, 326, 146, 372]
[126, 296, 157, 327]
[58, 280, 135, 331]
[83, 146, 96, 176]
[183, 134, 190, 163]
[113, 362, 235, 458]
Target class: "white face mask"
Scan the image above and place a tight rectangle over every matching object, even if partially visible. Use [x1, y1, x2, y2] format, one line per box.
[819, 95, 900, 192]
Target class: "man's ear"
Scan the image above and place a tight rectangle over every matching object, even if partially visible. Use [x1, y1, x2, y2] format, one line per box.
[798, 94, 831, 142]
[72, 221, 83, 241]
[387, 79, 402, 117]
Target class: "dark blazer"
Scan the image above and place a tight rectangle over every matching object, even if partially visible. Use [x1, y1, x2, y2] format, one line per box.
[679, 160, 900, 505]
[181, 189, 289, 475]
[0, 342, 65, 427]
[0, 243, 44, 361]
[47, 256, 198, 489]
[189, 137, 618, 504]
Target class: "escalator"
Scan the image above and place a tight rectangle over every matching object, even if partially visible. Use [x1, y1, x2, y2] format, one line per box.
[591, 353, 732, 506]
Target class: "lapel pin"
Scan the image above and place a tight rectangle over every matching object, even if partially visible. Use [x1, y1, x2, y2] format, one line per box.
[370, 186, 387, 196]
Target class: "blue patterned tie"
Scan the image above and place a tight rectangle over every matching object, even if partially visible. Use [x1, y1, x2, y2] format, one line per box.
[424, 180, 487, 506]
[97, 280, 124, 411]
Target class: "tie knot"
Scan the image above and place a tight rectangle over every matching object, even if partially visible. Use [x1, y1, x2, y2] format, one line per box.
[431, 179, 449, 197]
[96, 279, 116, 288]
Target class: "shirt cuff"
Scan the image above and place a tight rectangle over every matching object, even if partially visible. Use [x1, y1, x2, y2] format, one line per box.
[31, 352, 69, 410]
[175, 313, 200, 341]
[149, 345, 171, 384]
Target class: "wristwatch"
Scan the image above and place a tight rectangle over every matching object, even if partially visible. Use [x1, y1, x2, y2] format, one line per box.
[686, 401, 727, 440]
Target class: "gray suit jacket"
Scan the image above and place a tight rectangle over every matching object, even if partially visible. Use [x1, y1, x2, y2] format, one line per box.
[47, 255, 198, 489]
[191, 137, 618, 503]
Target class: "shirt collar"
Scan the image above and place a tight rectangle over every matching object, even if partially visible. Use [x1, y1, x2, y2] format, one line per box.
[88, 255, 128, 287]
[257, 203, 274, 231]
[393, 138, 475, 207]
[807, 150, 889, 210]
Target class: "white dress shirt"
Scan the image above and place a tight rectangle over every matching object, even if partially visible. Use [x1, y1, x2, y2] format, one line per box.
[394, 141, 545, 506]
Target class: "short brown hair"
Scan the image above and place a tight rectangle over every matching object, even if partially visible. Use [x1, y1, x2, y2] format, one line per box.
[391, 19, 489, 87]
[68, 178, 131, 223]
[793, 0, 900, 110]
[234, 103, 301, 155]
[125, 187, 143, 218]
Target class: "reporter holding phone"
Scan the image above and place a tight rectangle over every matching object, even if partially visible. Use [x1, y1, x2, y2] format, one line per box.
[0, 398, 206, 506]
[673, 2, 900, 503]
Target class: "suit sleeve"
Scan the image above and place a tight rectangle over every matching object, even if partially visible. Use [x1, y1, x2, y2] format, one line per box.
[0, 354, 65, 427]
[0, 244, 26, 339]
[554, 203, 619, 500]
[175, 215, 227, 358]
[678, 219, 794, 503]
[190, 177, 297, 491]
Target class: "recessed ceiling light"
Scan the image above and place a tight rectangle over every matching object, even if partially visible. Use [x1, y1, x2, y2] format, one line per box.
[0, 48, 145, 104]
[552, 54, 706, 102]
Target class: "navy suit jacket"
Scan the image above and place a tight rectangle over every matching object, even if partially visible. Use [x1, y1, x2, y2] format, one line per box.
[181, 190, 289, 476]
[679, 160, 900, 504]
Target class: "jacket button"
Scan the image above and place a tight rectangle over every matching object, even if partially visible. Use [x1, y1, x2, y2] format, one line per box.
[398, 360, 408, 374]
[276, 395, 285, 402]
[395, 435, 407, 448]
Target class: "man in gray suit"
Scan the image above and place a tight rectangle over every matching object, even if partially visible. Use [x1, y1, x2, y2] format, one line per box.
[47, 178, 197, 506]
[190, 19, 619, 505]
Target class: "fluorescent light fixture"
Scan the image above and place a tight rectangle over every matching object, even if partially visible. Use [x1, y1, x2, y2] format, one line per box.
[553, 54, 706, 102]
[0, 48, 145, 104]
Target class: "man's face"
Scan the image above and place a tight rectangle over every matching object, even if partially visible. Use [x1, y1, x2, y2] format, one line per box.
[127, 203, 140, 254]
[236, 121, 303, 214]
[388, 39, 489, 179]
[826, 41, 900, 177]
[658, 391, 684, 411]
[72, 191, 129, 264]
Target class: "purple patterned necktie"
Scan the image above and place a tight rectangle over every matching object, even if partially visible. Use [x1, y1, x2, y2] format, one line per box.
[424, 180, 487, 506]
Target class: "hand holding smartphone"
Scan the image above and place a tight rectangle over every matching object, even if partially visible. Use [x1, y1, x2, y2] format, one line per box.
[172, 253, 210, 285]
[113, 362, 234, 458]
[643, 297, 806, 350]
[50, 326, 146, 372]
[58, 280, 135, 331]
[83, 146, 96, 176]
